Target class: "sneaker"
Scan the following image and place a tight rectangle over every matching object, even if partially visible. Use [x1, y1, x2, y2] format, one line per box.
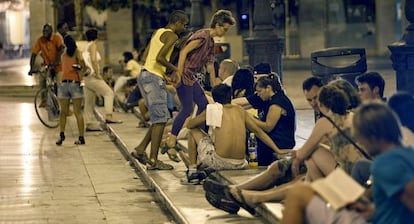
[186, 169, 208, 184]
[147, 160, 174, 170]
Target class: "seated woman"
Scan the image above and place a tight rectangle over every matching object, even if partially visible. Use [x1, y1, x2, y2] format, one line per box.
[232, 74, 296, 166]
[204, 85, 366, 215]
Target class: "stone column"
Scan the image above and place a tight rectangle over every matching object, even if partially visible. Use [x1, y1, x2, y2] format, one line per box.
[389, 0, 414, 95]
[244, 0, 285, 80]
[189, 0, 204, 31]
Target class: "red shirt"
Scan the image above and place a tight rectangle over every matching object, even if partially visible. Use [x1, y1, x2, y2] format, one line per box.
[182, 29, 215, 86]
[32, 34, 64, 72]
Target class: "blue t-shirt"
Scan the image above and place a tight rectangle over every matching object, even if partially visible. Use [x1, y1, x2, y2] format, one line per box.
[371, 146, 414, 224]
[247, 92, 296, 166]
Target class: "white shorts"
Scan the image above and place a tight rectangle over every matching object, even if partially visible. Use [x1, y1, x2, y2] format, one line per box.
[305, 196, 368, 224]
[197, 137, 248, 170]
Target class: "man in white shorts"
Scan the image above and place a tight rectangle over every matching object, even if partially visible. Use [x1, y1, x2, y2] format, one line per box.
[183, 84, 290, 183]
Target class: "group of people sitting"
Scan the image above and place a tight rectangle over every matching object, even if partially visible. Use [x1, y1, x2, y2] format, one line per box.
[30, 13, 413, 223]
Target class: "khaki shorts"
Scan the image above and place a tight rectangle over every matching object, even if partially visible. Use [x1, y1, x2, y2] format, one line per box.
[197, 137, 248, 170]
[305, 196, 368, 224]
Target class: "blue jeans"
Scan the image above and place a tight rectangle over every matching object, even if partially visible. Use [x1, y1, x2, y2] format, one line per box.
[58, 82, 83, 99]
[137, 70, 170, 124]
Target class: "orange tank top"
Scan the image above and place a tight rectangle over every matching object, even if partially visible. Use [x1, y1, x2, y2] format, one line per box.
[62, 54, 80, 81]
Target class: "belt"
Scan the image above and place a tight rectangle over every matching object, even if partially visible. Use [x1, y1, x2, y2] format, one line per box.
[62, 80, 80, 84]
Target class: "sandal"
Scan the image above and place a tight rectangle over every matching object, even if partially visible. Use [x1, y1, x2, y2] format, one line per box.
[131, 151, 150, 165]
[224, 187, 256, 216]
[161, 144, 181, 163]
[205, 190, 240, 214]
[147, 160, 174, 170]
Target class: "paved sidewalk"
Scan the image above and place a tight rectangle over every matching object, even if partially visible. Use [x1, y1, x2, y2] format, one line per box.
[0, 97, 174, 223]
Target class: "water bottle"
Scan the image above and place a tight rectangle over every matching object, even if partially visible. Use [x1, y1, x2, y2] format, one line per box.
[248, 133, 258, 168]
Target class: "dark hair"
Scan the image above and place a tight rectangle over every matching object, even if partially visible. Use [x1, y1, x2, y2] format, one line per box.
[318, 85, 349, 115]
[168, 10, 188, 24]
[212, 84, 232, 104]
[356, 72, 385, 98]
[123, 51, 134, 62]
[254, 63, 271, 74]
[255, 73, 284, 93]
[43, 23, 52, 30]
[103, 65, 112, 74]
[353, 102, 401, 145]
[232, 68, 254, 98]
[329, 79, 361, 110]
[57, 21, 67, 30]
[64, 35, 77, 57]
[302, 76, 323, 91]
[210, 9, 236, 28]
[85, 28, 98, 41]
[388, 91, 414, 133]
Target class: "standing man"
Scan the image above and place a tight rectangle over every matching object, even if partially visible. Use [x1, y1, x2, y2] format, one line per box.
[131, 10, 189, 170]
[355, 71, 386, 102]
[29, 23, 65, 107]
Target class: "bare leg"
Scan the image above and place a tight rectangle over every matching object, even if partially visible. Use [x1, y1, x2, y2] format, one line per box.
[135, 126, 152, 153]
[281, 184, 315, 224]
[72, 98, 84, 136]
[229, 175, 305, 207]
[149, 123, 166, 161]
[179, 128, 205, 168]
[305, 147, 336, 181]
[236, 161, 283, 191]
[58, 99, 70, 132]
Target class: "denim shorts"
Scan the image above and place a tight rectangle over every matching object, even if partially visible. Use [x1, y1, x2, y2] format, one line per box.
[137, 70, 170, 124]
[58, 82, 83, 99]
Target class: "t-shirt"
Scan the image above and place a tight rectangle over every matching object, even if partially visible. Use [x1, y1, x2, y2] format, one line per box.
[32, 34, 64, 72]
[247, 92, 296, 166]
[371, 146, 414, 224]
[181, 29, 215, 86]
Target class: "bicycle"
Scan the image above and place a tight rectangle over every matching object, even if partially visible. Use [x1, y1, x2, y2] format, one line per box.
[31, 66, 60, 128]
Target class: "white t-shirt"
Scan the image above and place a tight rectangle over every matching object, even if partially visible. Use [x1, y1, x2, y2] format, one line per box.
[125, 60, 142, 78]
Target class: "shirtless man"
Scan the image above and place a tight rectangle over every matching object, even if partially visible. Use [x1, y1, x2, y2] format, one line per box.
[183, 84, 289, 183]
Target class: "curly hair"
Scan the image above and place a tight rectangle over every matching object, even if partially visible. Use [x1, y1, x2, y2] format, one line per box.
[329, 79, 361, 110]
[318, 85, 349, 115]
[210, 9, 236, 28]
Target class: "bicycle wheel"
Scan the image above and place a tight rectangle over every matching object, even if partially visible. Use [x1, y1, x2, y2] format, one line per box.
[34, 88, 60, 128]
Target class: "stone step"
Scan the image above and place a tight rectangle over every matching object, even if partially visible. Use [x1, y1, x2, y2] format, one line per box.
[0, 85, 39, 97]
[93, 107, 270, 224]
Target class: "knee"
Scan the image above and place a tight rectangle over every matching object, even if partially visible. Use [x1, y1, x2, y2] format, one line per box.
[267, 161, 282, 178]
[286, 184, 315, 204]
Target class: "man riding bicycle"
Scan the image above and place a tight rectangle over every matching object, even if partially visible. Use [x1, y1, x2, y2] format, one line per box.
[29, 23, 65, 107]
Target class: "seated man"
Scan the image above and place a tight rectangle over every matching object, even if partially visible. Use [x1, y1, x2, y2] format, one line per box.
[282, 102, 414, 224]
[181, 84, 289, 183]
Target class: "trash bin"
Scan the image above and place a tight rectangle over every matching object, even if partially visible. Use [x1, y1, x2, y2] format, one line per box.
[311, 47, 367, 87]
[215, 43, 231, 64]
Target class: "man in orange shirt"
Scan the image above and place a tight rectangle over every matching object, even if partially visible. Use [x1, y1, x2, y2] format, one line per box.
[29, 23, 65, 107]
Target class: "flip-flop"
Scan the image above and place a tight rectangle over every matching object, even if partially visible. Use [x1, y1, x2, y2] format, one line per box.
[161, 144, 181, 163]
[224, 187, 256, 216]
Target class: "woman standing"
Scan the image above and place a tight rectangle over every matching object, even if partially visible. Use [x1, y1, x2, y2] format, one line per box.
[56, 35, 85, 145]
[164, 10, 236, 160]
[83, 28, 121, 131]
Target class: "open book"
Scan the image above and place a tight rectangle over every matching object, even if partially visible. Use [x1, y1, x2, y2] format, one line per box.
[310, 168, 365, 210]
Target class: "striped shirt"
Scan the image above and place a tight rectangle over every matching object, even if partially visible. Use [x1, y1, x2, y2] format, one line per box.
[182, 29, 215, 86]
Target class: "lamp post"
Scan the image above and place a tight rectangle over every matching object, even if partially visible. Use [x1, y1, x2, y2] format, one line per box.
[245, 0, 285, 80]
[389, 0, 414, 95]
